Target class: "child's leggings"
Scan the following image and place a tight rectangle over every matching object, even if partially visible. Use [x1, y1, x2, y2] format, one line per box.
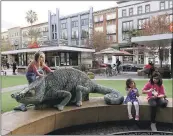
[127, 101, 139, 116]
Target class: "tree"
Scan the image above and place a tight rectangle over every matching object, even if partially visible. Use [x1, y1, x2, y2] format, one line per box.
[25, 10, 38, 43]
[139, 13, 171, 67]
[89, 30, 111, 52]
[125, 14, 171, 67]
[1, 39, 13, 51]
[23, 28, 41, 43]
[140, 13, 170, 36]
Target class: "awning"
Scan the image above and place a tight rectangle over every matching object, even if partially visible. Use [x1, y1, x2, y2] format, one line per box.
[131, 33, 172, 45]
[1, 46, 95, 55]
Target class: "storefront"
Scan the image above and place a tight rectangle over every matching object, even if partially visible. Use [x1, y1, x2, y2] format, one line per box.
[1, 46, 95, 68]
[131, 33, 172, 65]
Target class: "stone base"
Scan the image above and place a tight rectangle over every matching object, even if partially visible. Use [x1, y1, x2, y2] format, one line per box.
[1, 96, 173, 135]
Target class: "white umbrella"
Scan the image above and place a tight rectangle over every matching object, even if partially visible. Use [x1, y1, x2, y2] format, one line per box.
[94, 48, 123, 55]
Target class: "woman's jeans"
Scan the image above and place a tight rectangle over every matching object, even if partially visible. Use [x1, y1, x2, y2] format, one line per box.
[148, 97, 168, 123]
[26, 72, 36, 84]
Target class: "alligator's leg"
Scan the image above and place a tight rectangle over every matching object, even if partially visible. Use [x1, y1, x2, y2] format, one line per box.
[53, 90, 72, 111]
[75, 85, 90, 107]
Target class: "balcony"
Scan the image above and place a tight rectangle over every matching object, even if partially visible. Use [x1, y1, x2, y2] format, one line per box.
[94, 16, 104, 23]
[107, 30, 116, 34]
[106, 14, 116, 20]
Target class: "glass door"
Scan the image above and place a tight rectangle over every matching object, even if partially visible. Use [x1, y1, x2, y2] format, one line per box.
[55, 56, 60, 66]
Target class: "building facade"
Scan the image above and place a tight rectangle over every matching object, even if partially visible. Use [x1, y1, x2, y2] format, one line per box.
[21, 22, 49, 48]
[93, 7, 118, 44]
[1, 8, 95, 68]
[46, 7, 94, 67]
[117, 0, 172, 65]
[7, 27, 22, 50]
[1, 31, 8, 41]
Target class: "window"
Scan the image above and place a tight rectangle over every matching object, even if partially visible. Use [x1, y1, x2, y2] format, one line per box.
[72, 21, 78, 28]
[81, 28, 89, 38]
[122, 21, 133, 41]
[81, 19, 89, 26]
[52, 25, 54, 32]
[122, 21, 133, 31]
[145, 4, 150, 13]
[106, 13, 116, 20]
[54, 33, 57, 39]
[61, 23, 67, 29]
[43, 27, 48, 32]
[160, 2, 165, 10]
[94, 15, 103, 22]
[137, 6, 142, 14]
[61, 29, 68, 39]
[169, 14, 173, 23]
[72, 29, 79, 39]
[122, 9, 127, 17]
[138, 18, 149, 29]
[107, 35, 116, 42]
[170, 1, 173, 8]
[129, 8, 133, 16]
[107, 25, 116, 34]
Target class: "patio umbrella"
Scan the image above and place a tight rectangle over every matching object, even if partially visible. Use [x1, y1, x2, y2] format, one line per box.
[94, 48, 123, 55]
[118, 50, 134, 56]
[94, 48, 134, 56]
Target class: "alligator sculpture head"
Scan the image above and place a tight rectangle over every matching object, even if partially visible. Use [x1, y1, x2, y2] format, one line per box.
[11, 77, 46, 105]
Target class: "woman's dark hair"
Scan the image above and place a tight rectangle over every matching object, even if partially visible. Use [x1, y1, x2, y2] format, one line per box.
[150, 71, 162, 86]
[126, 78, 136, 90]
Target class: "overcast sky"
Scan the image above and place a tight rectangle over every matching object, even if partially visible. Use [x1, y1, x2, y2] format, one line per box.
[1, 1, 117, 32]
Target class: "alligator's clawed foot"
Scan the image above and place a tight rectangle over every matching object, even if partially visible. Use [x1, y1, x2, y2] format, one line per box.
[76, 101, 82, 107]
[54, 105, 64, 111]
[14, 104, 27, 112]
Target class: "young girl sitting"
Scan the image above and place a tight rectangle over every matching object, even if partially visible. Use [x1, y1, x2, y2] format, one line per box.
[14, 51, 53, 111]
[124, 78, 140, 120]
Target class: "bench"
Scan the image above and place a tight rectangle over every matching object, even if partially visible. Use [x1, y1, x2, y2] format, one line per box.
[1, 96, 172, 135]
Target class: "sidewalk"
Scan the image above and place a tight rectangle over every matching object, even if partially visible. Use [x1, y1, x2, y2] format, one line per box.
[1, 69, 24, 76]
[2, 84, 28, 93]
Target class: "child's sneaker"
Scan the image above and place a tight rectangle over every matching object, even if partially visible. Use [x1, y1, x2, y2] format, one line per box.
[135, 115, 139, 121]
[128, 114, 133, 119]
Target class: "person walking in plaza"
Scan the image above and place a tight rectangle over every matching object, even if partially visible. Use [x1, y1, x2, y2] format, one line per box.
[124, 78, 140, 121]
[12, 61, 17, 75]
[142, 72, 168, 131]
[116, 58, 121, 74]
[13, 51, 53, 111]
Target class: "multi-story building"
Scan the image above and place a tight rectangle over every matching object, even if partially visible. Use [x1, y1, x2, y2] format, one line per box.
[117, 1, 172, 65]
[21, 22, 49, 48]
[93, 7, 118, 44]
[1, 31, 8, 41]
[46, 7, 94, 67]
[7, 27, 22, 50]
[1, 8, 95, 68]
[93, 7, 118, 64]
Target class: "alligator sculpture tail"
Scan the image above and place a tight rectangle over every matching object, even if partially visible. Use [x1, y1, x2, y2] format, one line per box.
[94, 84, 124, 105]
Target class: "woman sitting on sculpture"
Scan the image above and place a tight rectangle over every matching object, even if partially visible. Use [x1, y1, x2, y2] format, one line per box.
[14, 51, 53, 111]
[142, 72, 168, 131]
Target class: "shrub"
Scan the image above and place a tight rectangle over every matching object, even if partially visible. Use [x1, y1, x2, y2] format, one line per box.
[87, 72, 95, 79]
